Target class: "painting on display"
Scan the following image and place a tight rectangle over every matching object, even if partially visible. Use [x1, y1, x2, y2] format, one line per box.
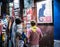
[37, 0, 53, 23]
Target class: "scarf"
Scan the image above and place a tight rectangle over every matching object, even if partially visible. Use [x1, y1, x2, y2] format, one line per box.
[31, 26, 37, 32]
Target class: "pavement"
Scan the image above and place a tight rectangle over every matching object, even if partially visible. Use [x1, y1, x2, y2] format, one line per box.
[54, 40, 60, 47]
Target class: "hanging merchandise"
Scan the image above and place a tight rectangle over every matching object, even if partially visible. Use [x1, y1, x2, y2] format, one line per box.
[14, 0, 19, 9]
[9, 3, 14, 17]
[14, 0, 20, 17]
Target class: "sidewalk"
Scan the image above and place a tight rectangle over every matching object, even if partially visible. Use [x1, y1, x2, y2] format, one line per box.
[54, 40, 60, 47]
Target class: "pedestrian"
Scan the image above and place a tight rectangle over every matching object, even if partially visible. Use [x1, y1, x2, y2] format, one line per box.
[15, 32, 24, 47]
[15, 17, 25, 47]
[0, 19, 2, 35]
[0, 19, 3, 47]
[15, 18, 23, 34]
[27, 20, 43, 47]
[11, 20, 16, 47]
[2, 15, 9, 47]
[8, 17, 14, 47]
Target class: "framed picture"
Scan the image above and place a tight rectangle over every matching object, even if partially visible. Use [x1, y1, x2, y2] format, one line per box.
[37, 0, 53, 23]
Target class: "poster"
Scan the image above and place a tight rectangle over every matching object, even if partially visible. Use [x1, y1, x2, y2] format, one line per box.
[23, 8, 36, 23]
[26, 8, 33, 23]
[37, 0, 53, 23]
[31, 7, 37, 21]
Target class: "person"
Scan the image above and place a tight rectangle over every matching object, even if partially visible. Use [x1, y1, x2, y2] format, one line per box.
[0, 19, 2, 35]
[15, 17, 26, 47]
[2, 15, 9, 47]
[27, 20, 43, 47]
[15, 18, 23, 34]
[11, 19, 16, 47]
[0, 19, 3, 47]
[15, 32, 24, 47]
[8, 17, 14, 47]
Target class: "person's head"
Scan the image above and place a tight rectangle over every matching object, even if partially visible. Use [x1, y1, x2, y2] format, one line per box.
[31, 20, 36, 26]
[15, 18, 22, 25]
[6, 15, 9, 21]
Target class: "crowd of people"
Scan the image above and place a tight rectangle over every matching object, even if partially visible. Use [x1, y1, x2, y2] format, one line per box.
[0, 15, 43, 47]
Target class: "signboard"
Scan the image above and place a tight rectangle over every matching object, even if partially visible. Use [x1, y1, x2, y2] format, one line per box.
[37, 0, 53, 23]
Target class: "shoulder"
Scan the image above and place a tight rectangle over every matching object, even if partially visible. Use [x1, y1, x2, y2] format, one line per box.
[37, 27, 41, 30]
[27, 28, 32, 33]
[36, 27, 41, 32]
